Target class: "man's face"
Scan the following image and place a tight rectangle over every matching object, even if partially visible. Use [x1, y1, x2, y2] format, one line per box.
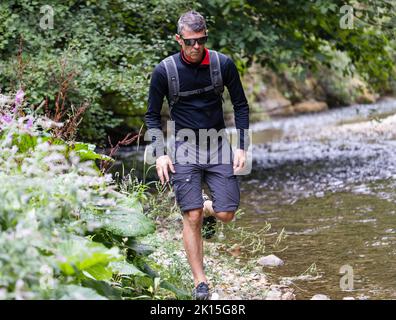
[175, 28, 207, 63]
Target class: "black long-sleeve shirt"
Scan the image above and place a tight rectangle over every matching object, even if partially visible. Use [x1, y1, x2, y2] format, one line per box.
[145, 48, 249, 153]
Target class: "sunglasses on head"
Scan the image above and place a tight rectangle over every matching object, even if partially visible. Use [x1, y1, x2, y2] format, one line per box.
[180, 35, 208, 46]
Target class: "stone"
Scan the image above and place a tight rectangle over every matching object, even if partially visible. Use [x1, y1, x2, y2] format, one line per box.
[211, 293, 220, 300]
[311, 294, 330, 300]
[257, 254, 284, 267]
[228, 244, 241, 257]
[292, 100, 328, 114]
[343, 297, 355, 300]
[265, 289, 282, 300]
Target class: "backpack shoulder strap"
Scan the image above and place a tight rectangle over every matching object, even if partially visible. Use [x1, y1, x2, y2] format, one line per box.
[209, 50, 224, 96]
[161, 54, 179, 106]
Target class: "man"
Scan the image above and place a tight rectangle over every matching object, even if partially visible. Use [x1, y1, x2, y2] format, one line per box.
[145, 10, 249, 300]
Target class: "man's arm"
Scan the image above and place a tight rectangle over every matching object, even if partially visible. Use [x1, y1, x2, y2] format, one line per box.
[145, 63, 175, 183]
[222, 57, 250, 172]
[145, 63, 167, 140]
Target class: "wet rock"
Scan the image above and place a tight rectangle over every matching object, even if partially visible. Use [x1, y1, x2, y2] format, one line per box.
[292, 100, 328, 114]
[257, 254, 284, 267]
[311, 294, 330, 300]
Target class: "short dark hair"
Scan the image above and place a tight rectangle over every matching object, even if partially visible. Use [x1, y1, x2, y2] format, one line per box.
[177, 11, 207, 35]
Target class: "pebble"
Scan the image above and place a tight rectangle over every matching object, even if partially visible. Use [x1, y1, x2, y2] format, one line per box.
[211, 293, 220, 300]
[152, 223, 296, 300]
[257, 254, 284, 267]
[311, 294, 330, 300]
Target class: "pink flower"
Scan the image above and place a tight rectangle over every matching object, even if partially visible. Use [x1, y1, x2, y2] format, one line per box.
[1, 115, 12, 123]
[15, 89, 25, 106]
[26, 118, 33, 129]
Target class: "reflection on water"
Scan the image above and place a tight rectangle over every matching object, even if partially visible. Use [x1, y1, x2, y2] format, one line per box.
[239, 179, 396, 299]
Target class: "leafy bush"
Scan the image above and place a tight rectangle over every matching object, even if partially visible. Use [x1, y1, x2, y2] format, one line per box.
[1, 0, 394, 145]
[0, 0, 191, 144]
[0, 92, 173, 300]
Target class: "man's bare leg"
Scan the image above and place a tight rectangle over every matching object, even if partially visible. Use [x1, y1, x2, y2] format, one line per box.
[182, 208, 207, 286]
[203, 199, 214, 217]
[183, 204, 235, 287]
[204, 199, 235, 223]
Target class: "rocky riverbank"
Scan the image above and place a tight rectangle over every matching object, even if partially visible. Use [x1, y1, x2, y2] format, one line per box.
[143, 214, 296, 300]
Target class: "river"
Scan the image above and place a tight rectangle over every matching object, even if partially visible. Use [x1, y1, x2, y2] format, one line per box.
[113, 97, 396, 300]
[241, 97, 396, 300]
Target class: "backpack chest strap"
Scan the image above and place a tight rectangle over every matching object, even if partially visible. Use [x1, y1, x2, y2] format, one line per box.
[178, 84, 216, 96]
[161, 51, 224, 106]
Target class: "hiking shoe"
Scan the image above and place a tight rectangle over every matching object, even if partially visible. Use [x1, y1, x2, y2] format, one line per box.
[202, 215, 217, 239]
[192, 282, 210, 300]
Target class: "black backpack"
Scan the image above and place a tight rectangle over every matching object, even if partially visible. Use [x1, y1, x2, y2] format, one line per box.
[161, 50, 224, 107]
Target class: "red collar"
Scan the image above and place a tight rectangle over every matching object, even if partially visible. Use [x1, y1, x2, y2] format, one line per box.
[181, 48, 210, 66]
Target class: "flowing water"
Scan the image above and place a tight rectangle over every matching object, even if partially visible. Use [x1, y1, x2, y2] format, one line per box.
[239, 97, 396, 300]
[114, 97, 396, 300]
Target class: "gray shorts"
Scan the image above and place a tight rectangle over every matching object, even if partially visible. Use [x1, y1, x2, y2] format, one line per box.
[169, 138, 240, 213]
[170, 162, 240, 213]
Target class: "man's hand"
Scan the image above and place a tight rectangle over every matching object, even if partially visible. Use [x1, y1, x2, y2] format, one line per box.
[233, 148, 247, 174]
[156, 155, 175, 184]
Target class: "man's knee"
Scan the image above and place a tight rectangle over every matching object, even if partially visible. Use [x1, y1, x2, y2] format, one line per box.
[183, 208, 204, 228]
[215, 211, 235, 223]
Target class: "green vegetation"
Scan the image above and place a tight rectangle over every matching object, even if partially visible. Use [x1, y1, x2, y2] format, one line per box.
[1, 1, 395, 144]
[0, 91, 279, 299]
[0, 91, 189, 299]
[0, 0, 395, 300]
